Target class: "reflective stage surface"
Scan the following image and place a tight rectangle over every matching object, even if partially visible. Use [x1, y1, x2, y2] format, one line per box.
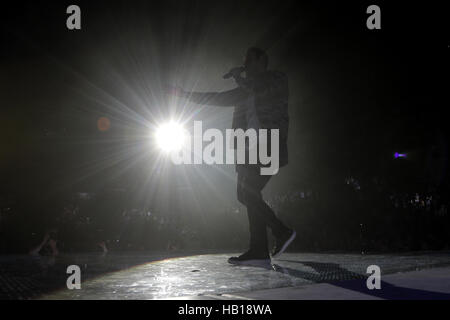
[1, 251, 450, 299]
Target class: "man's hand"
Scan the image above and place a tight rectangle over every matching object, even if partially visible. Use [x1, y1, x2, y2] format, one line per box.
[164, 84, 186, 97]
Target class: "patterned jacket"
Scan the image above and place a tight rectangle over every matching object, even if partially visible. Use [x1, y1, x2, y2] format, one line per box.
[185, 70, 289, 168]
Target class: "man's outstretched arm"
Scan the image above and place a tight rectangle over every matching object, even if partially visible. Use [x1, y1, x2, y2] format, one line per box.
[167, 86, 248, 107]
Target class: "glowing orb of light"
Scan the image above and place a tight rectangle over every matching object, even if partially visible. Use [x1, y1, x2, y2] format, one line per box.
[97, 117, 111, 132]
[154, 121, 188, 152]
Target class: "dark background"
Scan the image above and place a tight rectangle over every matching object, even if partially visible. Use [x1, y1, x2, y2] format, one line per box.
[0, 1, 448, 252]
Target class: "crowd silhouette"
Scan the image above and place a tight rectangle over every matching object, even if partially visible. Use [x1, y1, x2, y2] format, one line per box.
[0, 176, 448, 255]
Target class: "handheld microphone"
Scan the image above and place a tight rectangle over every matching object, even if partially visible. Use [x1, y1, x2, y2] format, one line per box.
[223, 66, 245, 79]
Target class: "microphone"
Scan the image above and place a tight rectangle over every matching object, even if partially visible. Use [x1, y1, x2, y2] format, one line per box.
[223, 66, 245, 79]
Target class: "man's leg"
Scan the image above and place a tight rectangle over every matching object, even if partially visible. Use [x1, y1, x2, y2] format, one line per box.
[243, 166, 296, 258]
[230, 166, 295, 264]
[243, 167, 290, 239]
[229, 168, 271, 263]
[237, 169, 267, 254]
[246, 203, 269, 255]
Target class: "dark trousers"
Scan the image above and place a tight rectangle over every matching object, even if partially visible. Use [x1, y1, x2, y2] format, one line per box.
[237, 165, 288, 254]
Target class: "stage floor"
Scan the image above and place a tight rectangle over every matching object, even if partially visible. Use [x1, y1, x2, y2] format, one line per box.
[1, 251, 450, 300]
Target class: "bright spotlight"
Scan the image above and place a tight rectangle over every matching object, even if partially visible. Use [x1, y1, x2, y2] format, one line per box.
[154, 121, 188, 152]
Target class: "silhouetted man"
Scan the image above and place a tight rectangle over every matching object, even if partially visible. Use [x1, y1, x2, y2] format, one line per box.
[167, 47, 296, 265]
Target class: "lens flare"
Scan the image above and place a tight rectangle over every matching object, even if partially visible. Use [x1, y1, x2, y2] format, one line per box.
[154, 121, 188, 152]
[394, 152, 407, 159]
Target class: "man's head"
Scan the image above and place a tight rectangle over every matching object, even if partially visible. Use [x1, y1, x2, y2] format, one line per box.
[244, 47, 268, 78]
